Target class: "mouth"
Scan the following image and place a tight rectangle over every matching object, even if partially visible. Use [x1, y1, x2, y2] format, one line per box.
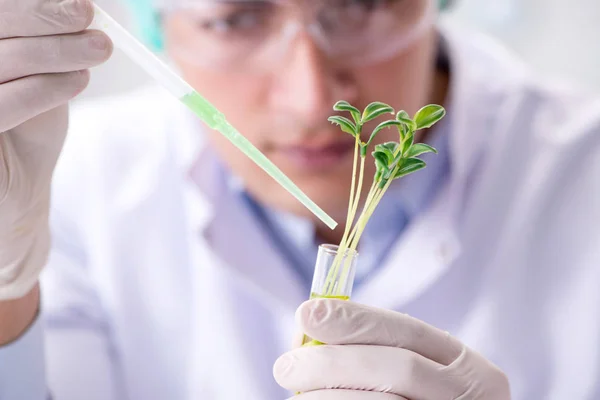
[277, 139, 356, 171]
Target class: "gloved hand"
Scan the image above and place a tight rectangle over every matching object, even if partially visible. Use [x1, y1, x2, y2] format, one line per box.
[0, 0, 112, 300]
[274, 299, 511, 400]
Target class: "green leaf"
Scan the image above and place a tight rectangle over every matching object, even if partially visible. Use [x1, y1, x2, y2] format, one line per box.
[397, 110, 410, 120]
[362, 102, 395, 123]
[396, 110, 417, 131]
[397, 122, 408, 142]
[372, 150, 390, 172]
[333, 100, 361, 123]
[413, 105, 446, 130]
[393, 158, 427, 179]
[374, 169, 382, 181]
[328, 116, 357, 137]
[402, 131, 414, 155]
[390, 145, 406, 168]
[373, 150, 393, 183]
[389, 154, 402, 172]
[382, 141, 400, 157]
[367, 120, 403, 146]
[404, 143, 438, 158]
[375, 142, 398, 161]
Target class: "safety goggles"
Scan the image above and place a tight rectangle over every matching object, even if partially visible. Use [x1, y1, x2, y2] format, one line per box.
[161, 0, 436, 73]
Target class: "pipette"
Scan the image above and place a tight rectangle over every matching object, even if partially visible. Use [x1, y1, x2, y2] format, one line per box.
[90, 5, 337, 230]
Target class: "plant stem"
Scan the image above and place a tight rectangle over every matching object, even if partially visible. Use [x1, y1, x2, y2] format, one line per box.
[340, 138, 360, 245]
[331, 181, 384, 294]
[349, 176, 394, 252]
[346, 179, 378, 246]
[334, 156, 366, 295]
[323, 114, 423, 296]
[343, 156, 365, 245]
[348, 185, 381, 249]
[324, 137, 360, 295]
[330, 147, 404, 294]
[350, 144, 406, 249]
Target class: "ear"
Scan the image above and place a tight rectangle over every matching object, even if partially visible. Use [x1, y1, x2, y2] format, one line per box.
[127, 0, 164, 52]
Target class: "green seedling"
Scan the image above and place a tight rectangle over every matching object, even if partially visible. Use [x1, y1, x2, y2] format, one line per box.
[323, 101, 446, 296]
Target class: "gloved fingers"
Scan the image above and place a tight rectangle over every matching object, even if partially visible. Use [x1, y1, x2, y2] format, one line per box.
[0, 0, 94, 39]
[289, 389, 409, 400]
[297, 299, 462, 365]
[0, 31, 112, 84]
[274, 345, 467, 399]
[0, 70, 89, 133]
[442, 346, 511, 400]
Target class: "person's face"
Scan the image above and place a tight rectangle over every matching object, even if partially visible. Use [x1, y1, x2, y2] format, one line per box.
[164, 0, 439, 231]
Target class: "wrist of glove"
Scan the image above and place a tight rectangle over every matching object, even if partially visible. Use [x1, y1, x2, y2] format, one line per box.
[0, 135, 52, 301]
[274, 299, 511, 400]
[0, 221, 50, 301]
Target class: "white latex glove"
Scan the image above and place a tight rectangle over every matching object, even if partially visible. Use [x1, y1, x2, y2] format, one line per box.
[274, 299, 511, 400]
[0, 0, 112, 300]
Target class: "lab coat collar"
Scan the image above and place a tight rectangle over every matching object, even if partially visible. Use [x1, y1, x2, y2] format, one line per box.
[201, 180, 307, 312]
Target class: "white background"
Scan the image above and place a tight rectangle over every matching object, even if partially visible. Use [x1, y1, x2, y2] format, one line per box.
[83, 0, 600, 100]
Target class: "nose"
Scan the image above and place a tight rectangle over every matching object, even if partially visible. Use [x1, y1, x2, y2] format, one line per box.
[270, 29, 357, 130]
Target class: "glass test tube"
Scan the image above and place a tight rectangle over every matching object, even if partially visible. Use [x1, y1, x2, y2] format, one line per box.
[302, 244, 359, 346]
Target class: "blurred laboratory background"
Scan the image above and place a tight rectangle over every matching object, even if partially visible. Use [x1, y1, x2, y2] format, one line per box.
[83, 0, 600, 100]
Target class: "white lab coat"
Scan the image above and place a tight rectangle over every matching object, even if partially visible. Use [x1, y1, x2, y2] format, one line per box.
[32, 23, 600, 400]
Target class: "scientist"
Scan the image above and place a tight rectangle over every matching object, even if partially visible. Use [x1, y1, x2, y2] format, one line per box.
[1, 0, 599, 399]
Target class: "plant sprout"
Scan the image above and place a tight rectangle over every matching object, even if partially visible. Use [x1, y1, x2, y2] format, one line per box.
[321, 100, 446, 297]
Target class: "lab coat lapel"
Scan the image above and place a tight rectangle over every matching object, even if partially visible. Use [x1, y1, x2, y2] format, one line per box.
[185, 162, 306, 316]
[203, 192, 306, 313]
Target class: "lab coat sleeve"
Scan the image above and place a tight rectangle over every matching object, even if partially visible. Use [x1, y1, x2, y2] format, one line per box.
[36, 204, 126, 400]
[0, 314, 48, 400]
[0, 209, 125, 400]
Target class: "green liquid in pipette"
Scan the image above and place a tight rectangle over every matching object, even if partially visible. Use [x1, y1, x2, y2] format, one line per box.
[180, 91, 337, 230]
